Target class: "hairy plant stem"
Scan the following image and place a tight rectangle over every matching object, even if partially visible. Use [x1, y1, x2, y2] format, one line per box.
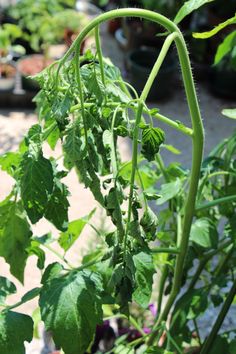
[74, 46, 88, 147]
[200, 278, 236, 354]
[148, 24, 204, 349]
[124, 31, 178, 260]
[95, 25, 105, 86]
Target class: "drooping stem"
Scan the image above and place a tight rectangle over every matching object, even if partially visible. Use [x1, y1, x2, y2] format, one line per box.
[200, 278, 236, 354]
[74, 46, 88, 147]
[124, 32, 178, 259]
[55, 8, 204, 343]
[95, 25, 105, 86]
[148, 25, 204, 348]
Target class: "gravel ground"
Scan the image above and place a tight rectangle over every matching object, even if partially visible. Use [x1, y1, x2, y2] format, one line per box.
[0, 23, 235, 353]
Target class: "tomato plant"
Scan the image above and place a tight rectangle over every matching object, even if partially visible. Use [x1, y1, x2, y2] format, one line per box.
[0, 4, 236, 354]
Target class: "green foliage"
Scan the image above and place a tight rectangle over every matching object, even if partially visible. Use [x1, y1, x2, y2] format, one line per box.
[0, 311, 33, 354]
[0, 277, 16, 303]
[7, 0, 89, 53]
[0, 23, 24, 57]
[59, 209, 95, 251]
[0, 6, 235, 354]
[190, 217, 218, 248]
[0, 202, 32, 282]
[222, 108, 236, 119]
[174, 0, 215, 24]
[40, 263, 103, 354]
[133, 251, 155, 308]
[193, 13, 236, 39]
[141, 126, 165, 161]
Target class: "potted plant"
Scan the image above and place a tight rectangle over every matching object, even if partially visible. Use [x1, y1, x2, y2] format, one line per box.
[0, 23, 25, 91]
[15, 5, 90, 90]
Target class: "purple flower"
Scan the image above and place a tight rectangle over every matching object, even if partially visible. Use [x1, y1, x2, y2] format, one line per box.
[149, 303, 157, 317]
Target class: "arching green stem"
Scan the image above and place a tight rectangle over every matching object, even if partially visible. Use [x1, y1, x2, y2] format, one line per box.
[95, 25, 106, 86]
[124, 31, 178, 259]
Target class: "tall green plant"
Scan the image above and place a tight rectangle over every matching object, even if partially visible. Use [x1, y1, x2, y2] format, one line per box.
[1, 5, 235, 353]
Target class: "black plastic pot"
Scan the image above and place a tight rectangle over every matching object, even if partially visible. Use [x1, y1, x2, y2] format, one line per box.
[210, 67, 236, 99]
[127, 47, 177, 101]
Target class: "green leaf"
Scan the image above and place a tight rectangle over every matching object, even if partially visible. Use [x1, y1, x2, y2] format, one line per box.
[0, 311, 33, 354]
[0, 277, 16, 303]
[59, 209, 95, 251]
[214, 31, 236, 65]
[140, 207, 159, 241]
[40, 266, 103, 354]
[174, 0, 215, 25]
[27, 240, 45, 269]
[141, 127, 165, 161]
[87, 71, 105, 103]
[45, 178, 70, 231]
[193, 13, 236, 38]
[63, 123, 85, 164]
[133, 252, 155, 308]
[229, 340, 236, 354]
[0, 202, 32, 282]
[106, 82, 130, 103]
[21, 287, 41, 303]
[190, 217, 218, 248]
[171, 288, 208, 335]
[208, 336, 229, 354]
[0, 152, 21, 177]
[20, 153, 54, 223]
[156, 178, 182, 205]
[44, 120, 60, 150]
[222, 108, 236, 119]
